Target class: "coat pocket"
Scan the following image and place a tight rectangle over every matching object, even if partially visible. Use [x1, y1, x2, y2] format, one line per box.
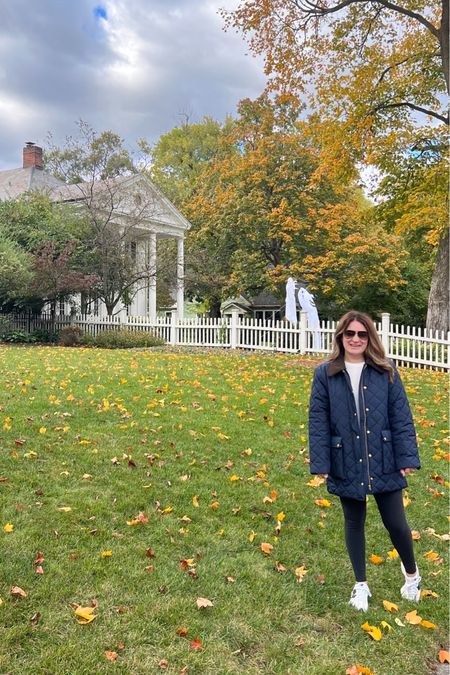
[381, 429, 395, 473]
[330, 436, 345, 479]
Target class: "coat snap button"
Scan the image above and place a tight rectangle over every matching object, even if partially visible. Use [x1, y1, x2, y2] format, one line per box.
[359, 458, 363, 462]
[367, 430, 370, 434]
[360, 482, 364, 486]
[363, 386, 367, 390]
[368, 453, 372, 458]
[356, 435, 360, 439]
[365, 408, 369, 412]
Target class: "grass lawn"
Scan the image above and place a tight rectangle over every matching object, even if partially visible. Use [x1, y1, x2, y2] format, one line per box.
[0, 345, 448, 675]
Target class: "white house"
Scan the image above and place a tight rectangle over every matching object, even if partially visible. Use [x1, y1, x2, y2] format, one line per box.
[0, 142, 191, 317]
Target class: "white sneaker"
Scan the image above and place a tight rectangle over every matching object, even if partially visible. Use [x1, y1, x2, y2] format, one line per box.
[349, 582, 371, 611]
[400, 562, 421, 602]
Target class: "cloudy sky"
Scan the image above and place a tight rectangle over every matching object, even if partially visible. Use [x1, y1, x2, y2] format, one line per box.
[0, 0, 266, 170]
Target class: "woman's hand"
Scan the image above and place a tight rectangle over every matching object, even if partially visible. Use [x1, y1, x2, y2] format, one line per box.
[400, 468, 415, 476]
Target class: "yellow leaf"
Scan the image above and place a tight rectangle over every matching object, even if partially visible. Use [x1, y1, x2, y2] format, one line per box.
[294, 565, 308, 582]
[411, 530, 421, 540]
[217, 433, 230, 440]
[314, 499, 332, 507]
[57, 507, 72, 512]
[230, 474, 240, 482]
[277, 512, 286, 522]
[383, 600, 399, 613]
[369, 554, 384, 564]
[420, 619, 436, 629]
[101, 551, 112, 557]
[387, 548, 399, 559]
[307, 476, 325, 488]
[192, 495, 199, 508]
[394, 617, 405, 627]
[424, 550, 440, 561]
[74, 605, 97, 624]
[260, 542, 273, 555]
[405, 610, 422, 625]
[161, 507, 173, 514]
[380, 620, 393, 632]
[403, 491, 411, 507]
[346, 665, 375, 675]
[248, 530, 257, 543]
[39, 427, 47, 434]
[209, 501, 220, 509]
[3, 523, 14, 533]
[361, 622, 382, 641]
[421, 589, 439, 599]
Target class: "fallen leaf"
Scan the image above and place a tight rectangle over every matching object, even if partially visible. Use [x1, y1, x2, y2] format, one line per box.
[439, 650, 450, 664]
[101, 550, 112, 557]
[74, 605, 97, 624]
[196, 597, 213, 609]
[424, 550, 440, 561]
[275, 561, 287, 573]
[11, 586, 27, 598]
[383, 600, 399, 613]
[57, 506, 72, 513]
[190, 638, 203, 652]
[387, 548, 399, 559]
[314, 499, 332, 507]
[30, 611, 41, 625]
[380, 620, 393, 632]
[307, 476, 325, 488]
[35, 565, 44, 575]
[369, 554, 384, 564]
[411, 530, 421, 540]
[405, 610, 422, 625]
[260, 542, 273, 555]
[294, 565, 308, 582]
[394, 617, 405, 627]
[421, 589, 439, 599]
[3, 523, 14, 533]
[192, 495, 199, 508]
[176, 626, 189, 637]
[346, 666, 374, 675]
[146, 547, 156, 558]
[248, 530, 256, 543]
[361, 622, 382, 641]
[104, 651, 118, 662]
[420, 619, 436, 629]
[158, 659, 169, 669]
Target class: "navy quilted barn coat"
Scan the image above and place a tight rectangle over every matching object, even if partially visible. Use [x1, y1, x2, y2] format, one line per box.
[308, 356, 420, 500]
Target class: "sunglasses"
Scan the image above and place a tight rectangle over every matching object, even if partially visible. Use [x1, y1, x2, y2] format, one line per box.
[343, 330, 368, 339]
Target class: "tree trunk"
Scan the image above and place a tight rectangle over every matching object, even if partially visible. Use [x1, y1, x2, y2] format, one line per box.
[440, 0, 449, 94]
[426, 228, 449, 332]
[209, 298, 222, 318]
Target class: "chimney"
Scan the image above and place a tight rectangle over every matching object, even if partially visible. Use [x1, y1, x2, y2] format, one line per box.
[23, 142, 43, 169]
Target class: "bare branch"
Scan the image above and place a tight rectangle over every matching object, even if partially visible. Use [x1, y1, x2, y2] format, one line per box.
[371, 100, 449, 124]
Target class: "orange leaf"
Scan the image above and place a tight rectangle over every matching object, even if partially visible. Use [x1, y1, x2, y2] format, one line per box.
[190, 638, 203, 652]
[369, 554, 384, 564]
[260, 542, 273, 555]
[192, 495, 199, 508]
[104, 651, 118, 662]
[294, 565, 308, 582]
[176, 626, 189, 637]
[439, 650, 450, 664]
[314, 499, 331, 507]
[346, 666, 374, 675]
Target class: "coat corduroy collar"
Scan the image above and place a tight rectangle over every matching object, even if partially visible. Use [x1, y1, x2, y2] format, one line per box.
[327, 354, 385, 376]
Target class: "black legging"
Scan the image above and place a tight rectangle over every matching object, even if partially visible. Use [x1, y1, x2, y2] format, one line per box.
[340, 490, 416, 582]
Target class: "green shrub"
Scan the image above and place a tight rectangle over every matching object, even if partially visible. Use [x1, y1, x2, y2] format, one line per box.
[30, 328, 59, 343]
[58, 325, 85, 347]
[0, 329, 36, 343]
[93, 328, 164, 349]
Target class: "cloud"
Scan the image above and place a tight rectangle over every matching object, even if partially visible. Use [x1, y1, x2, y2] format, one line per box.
[0, 0, 265, 170]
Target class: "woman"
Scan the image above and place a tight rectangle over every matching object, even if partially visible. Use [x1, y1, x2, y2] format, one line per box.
[308, 311, 421, 611]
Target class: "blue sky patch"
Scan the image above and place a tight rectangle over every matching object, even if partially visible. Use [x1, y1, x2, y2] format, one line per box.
[93, 5, 107, 20]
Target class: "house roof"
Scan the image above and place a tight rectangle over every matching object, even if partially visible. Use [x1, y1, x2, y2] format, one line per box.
[0, 166, 65, 200]
[0, 166, 190, 234]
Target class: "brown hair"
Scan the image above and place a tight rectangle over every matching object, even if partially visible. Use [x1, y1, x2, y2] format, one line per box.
[329, 311, 395, 381]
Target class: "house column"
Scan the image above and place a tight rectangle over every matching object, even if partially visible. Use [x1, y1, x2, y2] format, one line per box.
[176, 236, 184, 318]
[148, 231, 157, 319]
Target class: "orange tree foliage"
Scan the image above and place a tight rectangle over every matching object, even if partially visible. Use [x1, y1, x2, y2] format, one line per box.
[222, 0, 449, 330]
[185, 96, 405, 317]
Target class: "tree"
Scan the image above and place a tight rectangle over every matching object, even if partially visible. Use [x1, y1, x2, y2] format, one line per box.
[0, 239, 32, 306]
[222, 1, 449, 330]
[31, 240, 98, 318]
[186, 95, 406, 318]
[45, 122, 168, 316]
[150, 116, 237, 315]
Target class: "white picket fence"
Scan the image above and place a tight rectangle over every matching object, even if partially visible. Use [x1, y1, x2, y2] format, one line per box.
[3, 310, 450, 371]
